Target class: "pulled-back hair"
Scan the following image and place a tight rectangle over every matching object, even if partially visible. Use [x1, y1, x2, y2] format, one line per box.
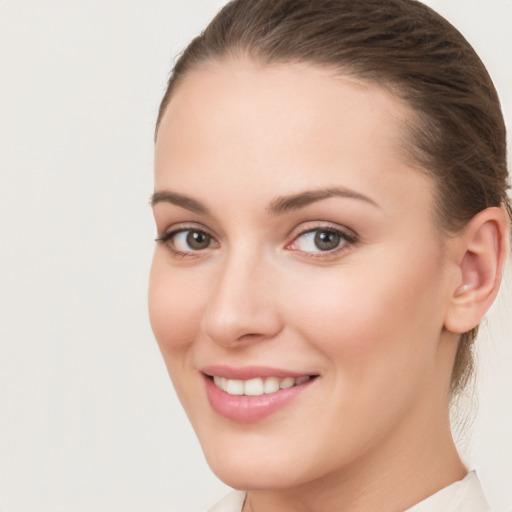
[156, 0, 510, 396]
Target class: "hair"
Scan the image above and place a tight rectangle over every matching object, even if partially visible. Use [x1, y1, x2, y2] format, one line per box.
[156, 0, 511, 397]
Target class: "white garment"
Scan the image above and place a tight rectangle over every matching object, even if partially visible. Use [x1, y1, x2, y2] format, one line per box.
[206, 490, 246, 512]
[205, 471, 491, 512]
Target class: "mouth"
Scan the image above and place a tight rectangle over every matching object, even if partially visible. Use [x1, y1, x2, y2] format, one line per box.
[201, 367, 319, 422]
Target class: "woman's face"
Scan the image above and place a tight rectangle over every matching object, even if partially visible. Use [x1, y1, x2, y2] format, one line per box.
[150, 60, 457, 490]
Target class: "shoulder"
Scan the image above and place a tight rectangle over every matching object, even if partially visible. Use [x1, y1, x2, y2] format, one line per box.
[204, 491, 246, 512]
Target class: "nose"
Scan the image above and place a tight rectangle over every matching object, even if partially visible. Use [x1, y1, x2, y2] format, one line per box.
[201, 251, 283, 348]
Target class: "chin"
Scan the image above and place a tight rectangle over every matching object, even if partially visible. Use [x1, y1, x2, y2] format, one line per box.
[199, 433, 322, 491]
[207, 457, 301, 491]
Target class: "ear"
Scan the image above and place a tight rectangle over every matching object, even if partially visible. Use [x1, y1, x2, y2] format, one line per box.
[444, 206, 510, 334]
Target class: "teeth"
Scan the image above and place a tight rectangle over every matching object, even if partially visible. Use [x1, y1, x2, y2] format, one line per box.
[226, 379, 244, 395]
[213, 376, 227, 391]
[244, 378, 264, 396]
[279, 377, 295, 389]
[263, 377, 280, 394]
[212, 375, 312, 396]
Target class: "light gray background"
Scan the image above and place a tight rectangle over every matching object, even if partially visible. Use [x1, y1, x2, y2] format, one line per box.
[0, 1, 510, 511]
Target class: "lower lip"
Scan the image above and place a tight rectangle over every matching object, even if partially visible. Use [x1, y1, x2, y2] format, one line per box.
[203, 375, 315, 423]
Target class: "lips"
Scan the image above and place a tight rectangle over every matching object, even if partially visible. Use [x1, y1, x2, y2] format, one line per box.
[201, 366, 318, 422]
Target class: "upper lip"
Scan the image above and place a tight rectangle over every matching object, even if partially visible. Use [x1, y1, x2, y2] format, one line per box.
[201, 365, 316, 380]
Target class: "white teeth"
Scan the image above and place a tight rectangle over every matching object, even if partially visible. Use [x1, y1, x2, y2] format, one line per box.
[244, 378, 264, 396]
[212, 375, 313, 396]
[279, 377, 295, 389]
[263, 377, 280, 394]
[213, 376, 228, 391]
[226, 379, 244, 395]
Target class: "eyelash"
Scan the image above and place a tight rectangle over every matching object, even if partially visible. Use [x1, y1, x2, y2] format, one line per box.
[155, 226, 217, 258]
[155, 224, 358, 259]
[286, 226, 357, 259]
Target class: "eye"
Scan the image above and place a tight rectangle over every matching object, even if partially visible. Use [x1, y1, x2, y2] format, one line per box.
[156, 228, 217, 254]
[287, 227, 355, 254]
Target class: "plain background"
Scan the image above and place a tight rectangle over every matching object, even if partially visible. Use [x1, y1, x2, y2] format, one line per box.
[0, 1, 510, 511]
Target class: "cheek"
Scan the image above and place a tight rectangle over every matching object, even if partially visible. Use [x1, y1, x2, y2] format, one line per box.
[287, 249, 447, 385]
[275, 253, 448, 465]
[148, 254, 206, 361]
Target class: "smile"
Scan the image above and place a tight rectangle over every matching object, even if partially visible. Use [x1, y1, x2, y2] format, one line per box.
[202, 368, 318, 422]
[212, 375, 312, 396]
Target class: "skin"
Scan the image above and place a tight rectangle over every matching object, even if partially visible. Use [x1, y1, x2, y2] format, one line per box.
[149, 59, 477, 512]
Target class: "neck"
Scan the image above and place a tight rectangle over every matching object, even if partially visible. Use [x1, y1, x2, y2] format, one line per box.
[244, 402, 465, 512]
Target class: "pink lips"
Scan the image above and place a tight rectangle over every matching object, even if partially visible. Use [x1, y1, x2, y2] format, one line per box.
[201, 365, 317, 423]
[202, 365, 309, 380]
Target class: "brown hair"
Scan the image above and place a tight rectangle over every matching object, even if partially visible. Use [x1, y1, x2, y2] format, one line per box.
[156, 0, 511, 396]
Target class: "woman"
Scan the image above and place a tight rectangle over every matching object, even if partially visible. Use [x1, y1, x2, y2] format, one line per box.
[148, 1, 511, 511]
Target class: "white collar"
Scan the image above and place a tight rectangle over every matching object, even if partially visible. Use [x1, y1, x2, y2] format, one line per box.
[207, 471, 491, 512]
[405, 471, 491, 512]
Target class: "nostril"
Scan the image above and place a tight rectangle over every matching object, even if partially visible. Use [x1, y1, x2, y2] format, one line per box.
[237, 332, 266, 341]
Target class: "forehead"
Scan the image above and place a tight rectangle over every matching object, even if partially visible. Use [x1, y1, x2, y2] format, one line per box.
[155, 59, 433, 218]
[158, 59, 412, 152]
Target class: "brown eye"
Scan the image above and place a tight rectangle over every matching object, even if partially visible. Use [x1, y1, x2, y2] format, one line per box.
[186, 230, 212, 250]
[314, 230, 342, 251]
[156, 229, 216, 253]
[288, 227, 355, 255]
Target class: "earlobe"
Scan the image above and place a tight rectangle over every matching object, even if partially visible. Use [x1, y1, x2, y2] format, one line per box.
[444, 206, 510, 334]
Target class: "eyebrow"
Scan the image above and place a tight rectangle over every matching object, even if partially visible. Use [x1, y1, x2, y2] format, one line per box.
[150, 186, 379, 216]
[150, 190, 210, 215]
[267, 187, 380, 215]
